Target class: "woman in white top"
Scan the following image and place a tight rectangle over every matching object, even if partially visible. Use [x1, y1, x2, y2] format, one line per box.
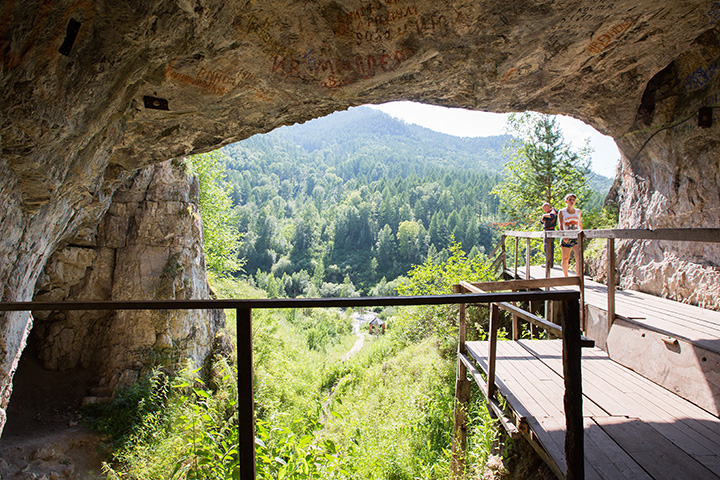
[558, 193, 582, 277]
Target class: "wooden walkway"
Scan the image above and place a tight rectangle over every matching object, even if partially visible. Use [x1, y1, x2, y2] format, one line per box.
[512, 265, 720, 354]
[466, 339, 720, 479]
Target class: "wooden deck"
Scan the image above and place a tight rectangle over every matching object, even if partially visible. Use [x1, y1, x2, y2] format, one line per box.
[466, 339, 720, 479]
[511, 265, 720, 354]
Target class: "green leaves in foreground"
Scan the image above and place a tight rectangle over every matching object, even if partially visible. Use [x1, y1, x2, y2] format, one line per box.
[255, 418, 352, 479]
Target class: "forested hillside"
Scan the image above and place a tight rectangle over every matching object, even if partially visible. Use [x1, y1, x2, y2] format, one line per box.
[221, 107, 511, 295]
[220, 106, 612, 296]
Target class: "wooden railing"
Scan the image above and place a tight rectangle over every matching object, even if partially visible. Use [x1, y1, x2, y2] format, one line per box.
[451, 280, 585, 480]
[498, 228, 720, 331]
[0, 290, 580, 479]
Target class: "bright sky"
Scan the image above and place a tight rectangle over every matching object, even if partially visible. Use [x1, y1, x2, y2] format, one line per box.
[368, 101, 621, 178]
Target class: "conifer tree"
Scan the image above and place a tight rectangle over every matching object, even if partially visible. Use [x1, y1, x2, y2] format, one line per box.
[491, 113, 591, 224]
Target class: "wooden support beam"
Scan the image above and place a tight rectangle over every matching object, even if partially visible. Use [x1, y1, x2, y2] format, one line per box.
[577, 231, 586, 331]
[560, 299, 584, 480]
[452, 376, 472, 477]
[607, 237, 616, 333]
[488, 303, 499, 399]
[581, 227, 720, 242]
[459, 354, 521, 440]
[237, 308, 256, 480]
[544, 231, 552, 278]
[514, 237, 519, 279]
[501, 235, 507, 272]
[458, 281, 593, 348]
[452, 283, 469, 477]
[466, 276, 581, 293]
[526, 238, 531, 280]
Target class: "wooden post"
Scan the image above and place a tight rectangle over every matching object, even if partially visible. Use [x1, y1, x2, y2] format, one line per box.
[238, 308, 256, 480]
[501, 235, 507, 273]
[545, 231, 551, 319]
[544, 231, 552, 278]
[452, 284, 471, 477]
[525, 238, 531, 280]
[577, 231, 585, 332]
[514, 237, 519, 279]
[561, 299, 584, 480]
[487, 303, 499, 399]
[607, 238, 616, 333]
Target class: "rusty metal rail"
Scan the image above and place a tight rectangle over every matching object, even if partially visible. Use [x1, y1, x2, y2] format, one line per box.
[1, 290, 580, 479]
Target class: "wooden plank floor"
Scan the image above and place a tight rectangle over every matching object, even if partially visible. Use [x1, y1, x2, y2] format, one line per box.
[508, 266, 720, 354]
[466, 339, 720, 479]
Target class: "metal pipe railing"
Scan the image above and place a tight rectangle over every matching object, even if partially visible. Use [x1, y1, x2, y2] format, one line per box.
[1, 289, 580, 479]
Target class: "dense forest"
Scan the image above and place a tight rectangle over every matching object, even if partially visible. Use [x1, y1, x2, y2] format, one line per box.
[219, 106, 612, 296]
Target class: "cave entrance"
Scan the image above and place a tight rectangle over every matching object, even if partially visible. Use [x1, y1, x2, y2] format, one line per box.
[0, 325, 96, 441]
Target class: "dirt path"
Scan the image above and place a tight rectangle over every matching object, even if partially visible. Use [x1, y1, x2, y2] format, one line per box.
[342, 318, 367, 361]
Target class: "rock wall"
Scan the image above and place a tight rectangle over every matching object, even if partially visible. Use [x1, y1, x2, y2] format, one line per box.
[610, 30, 720, 309]
[1, 0, 719, 434]
[31, 159, 224, 398]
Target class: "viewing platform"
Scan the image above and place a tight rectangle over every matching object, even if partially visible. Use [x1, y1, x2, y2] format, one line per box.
[510, 265, 720, 418]
[452, 228, 720, 479]
[465, 337, 720, 479]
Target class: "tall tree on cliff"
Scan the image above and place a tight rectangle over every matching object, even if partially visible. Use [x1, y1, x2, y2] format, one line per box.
[189, 151, 243, 276]
[491, 113, 591, 225]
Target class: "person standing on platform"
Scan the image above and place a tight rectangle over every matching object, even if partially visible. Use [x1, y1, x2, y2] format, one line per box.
[541, 202, 558, 268]
[558, 193, 582, 277]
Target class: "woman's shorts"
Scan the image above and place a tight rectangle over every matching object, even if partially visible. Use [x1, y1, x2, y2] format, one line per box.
[561, 238, 578, 248]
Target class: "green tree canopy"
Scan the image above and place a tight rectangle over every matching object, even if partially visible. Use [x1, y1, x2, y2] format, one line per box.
[491, 112, 592, 225]
[189, 151, 243, 276]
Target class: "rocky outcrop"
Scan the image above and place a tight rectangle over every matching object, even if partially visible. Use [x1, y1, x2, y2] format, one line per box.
[1, 0, 719, 433]
[31, 159, 223, 396]
[609, 32, 720, 309]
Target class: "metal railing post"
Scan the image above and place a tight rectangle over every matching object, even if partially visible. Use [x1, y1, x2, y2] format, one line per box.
[237, 307, 256, 479]
[577, 231, 585, 331]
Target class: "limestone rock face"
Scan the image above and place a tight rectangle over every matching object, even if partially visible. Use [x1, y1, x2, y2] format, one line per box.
[32, 159, 224, 393]
[1, 0, 719, 433]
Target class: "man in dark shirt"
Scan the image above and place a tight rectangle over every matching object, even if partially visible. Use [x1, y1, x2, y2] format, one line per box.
[541, 203, 558, 268]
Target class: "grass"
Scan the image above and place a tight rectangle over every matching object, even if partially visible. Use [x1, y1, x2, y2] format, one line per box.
[89, 273, 502, 479]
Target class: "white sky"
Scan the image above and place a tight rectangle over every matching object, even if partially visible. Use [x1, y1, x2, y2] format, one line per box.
[367, 101, 621, 178]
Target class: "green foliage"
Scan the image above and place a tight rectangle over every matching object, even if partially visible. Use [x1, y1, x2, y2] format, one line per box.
[95, 362, 240, 480]
[491, 113, 592, 225]
[84, 370, 171, 452]
[188, 151, 243, 276]
[255, 419, 353, 478]
[92, 270, 501, 480]
[171, 366, 239, 480]
[395, 241, 495, 343]
[582, 204, 619, 231]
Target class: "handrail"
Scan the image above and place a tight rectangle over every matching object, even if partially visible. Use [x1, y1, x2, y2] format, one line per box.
[452, 283, 584, 479]
[501, 227, 720, 335]
[0, 291, 581, 312]
[459, 280, 594, 347]
[504, 227, 720, 242]
[0, 289, 581, 480]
